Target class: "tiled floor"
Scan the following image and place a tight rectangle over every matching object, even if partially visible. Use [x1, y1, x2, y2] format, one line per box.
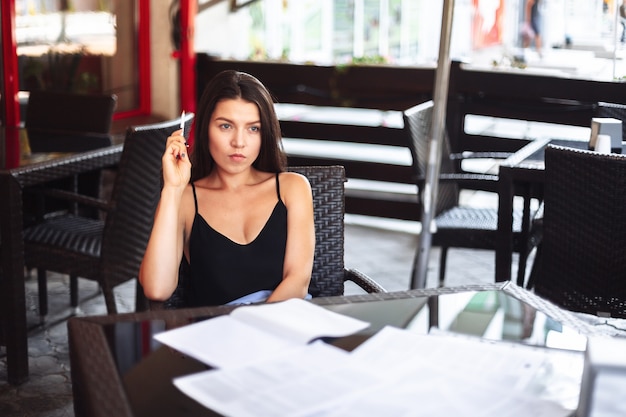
[0, 204, 518, 416]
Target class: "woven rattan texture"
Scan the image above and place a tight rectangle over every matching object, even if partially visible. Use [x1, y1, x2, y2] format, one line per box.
[403, 101, 528, 283]
[24, 114, 194, 314]
[536, 145, 626, 318]
[290, 165, 347, 297]
[11, 145, 123, 188]
[68, 319, 134, 417]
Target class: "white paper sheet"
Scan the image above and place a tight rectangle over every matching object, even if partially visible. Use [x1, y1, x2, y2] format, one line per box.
[172, 326, 580, 417]
[174, 341, 375, 417]
[153, 298, 370, 368]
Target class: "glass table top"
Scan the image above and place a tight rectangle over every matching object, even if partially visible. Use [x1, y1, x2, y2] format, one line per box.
[101, 288, 589, 416]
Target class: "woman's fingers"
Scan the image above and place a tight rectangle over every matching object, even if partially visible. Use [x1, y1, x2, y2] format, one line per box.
[166, 131, 189, 160]
[162, 133, 192, 187]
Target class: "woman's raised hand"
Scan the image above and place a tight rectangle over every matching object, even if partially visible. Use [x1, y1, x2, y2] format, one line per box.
[162, 129, 191, 188]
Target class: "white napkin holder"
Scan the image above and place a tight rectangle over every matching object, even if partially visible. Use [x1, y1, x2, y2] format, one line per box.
[589, 118, 622, 153]
[576, 336, 626, 417]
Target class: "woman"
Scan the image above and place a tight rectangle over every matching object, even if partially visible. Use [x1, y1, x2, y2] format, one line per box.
[523, 0, 542, 55]
[139, 70, 315, 306]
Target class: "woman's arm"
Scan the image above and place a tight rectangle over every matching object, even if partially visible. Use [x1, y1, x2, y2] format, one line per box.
[267, 172, 315, 302]
[139, 131, 191, 300]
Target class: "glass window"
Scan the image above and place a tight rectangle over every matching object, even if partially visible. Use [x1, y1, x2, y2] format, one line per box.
[15, 0, 141, 112]
[194, 0, 626, 82]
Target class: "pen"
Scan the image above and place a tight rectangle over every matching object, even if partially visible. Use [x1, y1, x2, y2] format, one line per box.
[180, 111, 186, 137]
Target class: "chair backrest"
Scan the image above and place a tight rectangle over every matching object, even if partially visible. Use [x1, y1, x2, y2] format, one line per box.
[289, 165, 347, 297]
[403, 100, 459, 215]
[595, 101, 626, 144]
[535, 145, 626, 318]
[25, 90, 117, 152]
[101, 112, 194, 289]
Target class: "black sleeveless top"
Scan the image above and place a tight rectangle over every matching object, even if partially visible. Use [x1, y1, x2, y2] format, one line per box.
[186, 174, 287, 306]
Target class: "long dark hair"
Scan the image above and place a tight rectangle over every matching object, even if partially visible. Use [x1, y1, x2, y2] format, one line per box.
[190, 70, 286, 182]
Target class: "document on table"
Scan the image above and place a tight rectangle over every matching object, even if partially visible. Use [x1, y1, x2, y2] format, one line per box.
[172, 325, 580, 417]
[174, 341, 379, 417]
[153, 298, 370, 368]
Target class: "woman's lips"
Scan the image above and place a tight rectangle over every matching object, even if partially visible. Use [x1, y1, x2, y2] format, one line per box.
[229, 153, 245, 161]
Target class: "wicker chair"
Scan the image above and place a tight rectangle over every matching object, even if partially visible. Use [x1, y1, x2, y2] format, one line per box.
[404, 100, 532, 287]
[532, 145, 626, 318]
[25, 90, 117, 152]
[24, 90, 118, 222]
[23, 113, 194, 317]
[291, 165, 386, 297]
[158, 165, 386, 309]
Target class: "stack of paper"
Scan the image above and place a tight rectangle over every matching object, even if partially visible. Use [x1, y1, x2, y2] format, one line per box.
[154, 298, 581, 417]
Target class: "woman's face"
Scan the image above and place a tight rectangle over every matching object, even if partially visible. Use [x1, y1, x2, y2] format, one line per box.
[208, 98, 262, 172]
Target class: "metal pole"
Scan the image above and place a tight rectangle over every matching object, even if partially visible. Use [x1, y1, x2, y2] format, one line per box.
[410, 0, 455, 289]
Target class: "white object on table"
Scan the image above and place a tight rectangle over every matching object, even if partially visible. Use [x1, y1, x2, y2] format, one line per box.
[594, 134, 611, 154]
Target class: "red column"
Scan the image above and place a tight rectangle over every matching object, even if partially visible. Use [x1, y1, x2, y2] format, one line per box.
[1, 0, 21, 169]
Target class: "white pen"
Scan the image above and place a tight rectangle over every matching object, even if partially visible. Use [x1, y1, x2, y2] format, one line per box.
[180, 111, 186, 137]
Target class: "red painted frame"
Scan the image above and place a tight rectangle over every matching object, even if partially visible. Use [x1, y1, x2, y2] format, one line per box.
[1, 0, 21, 167]
[1, 0, 152, 159]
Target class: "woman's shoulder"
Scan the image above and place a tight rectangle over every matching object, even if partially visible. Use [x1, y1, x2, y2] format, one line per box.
[278, 171, 312, 202]
[279, 171, 311, 188]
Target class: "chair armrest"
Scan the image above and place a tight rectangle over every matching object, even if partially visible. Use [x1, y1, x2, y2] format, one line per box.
[344, 268, 386, 293]
[416, 173, 499, 183]
[416, 173, 500, 193]
[439, 173, 499, 182]
[450, 151, 513, 161]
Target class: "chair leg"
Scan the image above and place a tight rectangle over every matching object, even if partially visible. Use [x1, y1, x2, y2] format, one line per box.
[526, 243, 543, 290]
[70, 275, 79, 308]
[37, 269, 48, 323]
[135, 279, 149, 312]
[438, 247, 448, 287]
[101, 282, 118, 314]
[516, 189, 533, 287]
[516, 249, 529, 287]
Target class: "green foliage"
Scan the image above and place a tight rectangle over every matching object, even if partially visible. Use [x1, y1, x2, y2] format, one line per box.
[349, 55, 389, 65]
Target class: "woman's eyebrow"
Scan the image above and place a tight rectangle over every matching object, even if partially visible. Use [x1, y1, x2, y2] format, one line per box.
[214, 116, 260, 125]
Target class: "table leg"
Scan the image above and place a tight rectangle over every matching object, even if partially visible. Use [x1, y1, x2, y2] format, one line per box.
[0, 177, 29, 384]
[496, 167, 514, 282]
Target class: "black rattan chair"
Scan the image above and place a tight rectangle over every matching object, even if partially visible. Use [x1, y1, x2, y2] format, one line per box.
[24, 90, 118, 222]
[291, 165, 386, 297]
[24, 113, 194, 317]
[158, 165, 385, 309]
[25, 90, 117, 153]
[531, 145, 626, 318]
[404, 100, 532, 287]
